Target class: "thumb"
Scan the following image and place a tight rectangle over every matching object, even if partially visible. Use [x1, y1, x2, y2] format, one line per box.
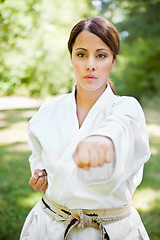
[34, 169, 43, 177]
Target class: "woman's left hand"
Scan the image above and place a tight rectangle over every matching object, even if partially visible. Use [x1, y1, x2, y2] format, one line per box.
[73, 136, 114, 170]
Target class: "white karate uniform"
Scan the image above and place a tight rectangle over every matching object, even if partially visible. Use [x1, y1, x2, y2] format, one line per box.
[20, 84, 151, 240]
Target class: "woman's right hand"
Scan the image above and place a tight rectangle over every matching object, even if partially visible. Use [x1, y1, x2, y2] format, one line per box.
[29, 169, 48, 191]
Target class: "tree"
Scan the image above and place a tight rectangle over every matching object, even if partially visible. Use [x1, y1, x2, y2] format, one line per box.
[0, 0, 98, 96]
[98, 0, 160, 100]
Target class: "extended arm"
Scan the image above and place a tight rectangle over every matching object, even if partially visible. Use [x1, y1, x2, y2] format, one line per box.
[73, 97, 150, 183]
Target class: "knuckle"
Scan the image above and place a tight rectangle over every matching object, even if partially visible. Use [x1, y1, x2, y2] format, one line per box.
[76, 153, 84, 164]
[98, 162, 103, 167]
[29, 177, 34, 186]
[78, 140, 86, 150]
[76, 161, 82, 168]
[104, 156, 109, 162]
[41, 186, 46, 191]
[39, 178, 44, 185]
[33, 186, 38, 191]
[101, 142, 107, 149]
[78, 140, 84, 147]
[39, 177, 43, 182]
[34, 169, 39, 175]
[92, 141, 97, 147]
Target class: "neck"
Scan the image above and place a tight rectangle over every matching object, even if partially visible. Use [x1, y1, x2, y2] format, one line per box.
[76, 83, 107, 110]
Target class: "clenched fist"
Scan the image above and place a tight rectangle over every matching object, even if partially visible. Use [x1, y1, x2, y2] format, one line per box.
[29, 169, 48, 191]
[73, 136, 114, 170]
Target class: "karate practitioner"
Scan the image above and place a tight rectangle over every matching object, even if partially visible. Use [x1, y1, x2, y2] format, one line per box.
[20, 16, 151, 240]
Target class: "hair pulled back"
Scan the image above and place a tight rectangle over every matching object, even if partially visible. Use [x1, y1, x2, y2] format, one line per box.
[68, 16, 120, 60]
[68, 16, 120, 94]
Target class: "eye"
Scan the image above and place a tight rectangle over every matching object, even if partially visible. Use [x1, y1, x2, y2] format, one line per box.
[77, 53, 86, 58]
[97, 54, 107, 59]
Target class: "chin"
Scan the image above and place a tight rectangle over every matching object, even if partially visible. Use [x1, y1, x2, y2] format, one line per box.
[78, 81, 106, 92]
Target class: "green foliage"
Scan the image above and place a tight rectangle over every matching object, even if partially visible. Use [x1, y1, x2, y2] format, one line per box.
[0, 0, 97, 96]
[0, 0, 44, 95]
[112, 38, 160, 100]
[0, 0, 159, 98]
[101, 0, 160, 100]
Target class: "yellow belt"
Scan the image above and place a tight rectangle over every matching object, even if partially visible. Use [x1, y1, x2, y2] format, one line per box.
[41, 193, 131, 240]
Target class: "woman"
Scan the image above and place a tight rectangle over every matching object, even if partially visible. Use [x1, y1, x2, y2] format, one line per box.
[20, 16, 151, 240]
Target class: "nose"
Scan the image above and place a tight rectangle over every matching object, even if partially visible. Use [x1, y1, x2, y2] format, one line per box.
[86, 56, 96, 71]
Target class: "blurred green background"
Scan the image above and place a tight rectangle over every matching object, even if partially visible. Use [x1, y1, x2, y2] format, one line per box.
[0, 0, 160, 239]
[0, 0, 160, 100]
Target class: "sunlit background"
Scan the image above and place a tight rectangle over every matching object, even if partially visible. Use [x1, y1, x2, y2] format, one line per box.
[0, 0, 160, 239]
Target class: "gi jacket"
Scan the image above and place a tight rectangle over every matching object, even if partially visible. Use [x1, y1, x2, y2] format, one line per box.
[27, 84, 150, 209]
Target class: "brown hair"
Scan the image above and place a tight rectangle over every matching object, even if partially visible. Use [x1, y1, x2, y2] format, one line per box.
[68, 16, 120, 60]
[68, 16, 120, 94]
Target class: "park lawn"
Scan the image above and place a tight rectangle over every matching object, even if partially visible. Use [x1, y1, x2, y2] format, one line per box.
[0, 101, 160, 240]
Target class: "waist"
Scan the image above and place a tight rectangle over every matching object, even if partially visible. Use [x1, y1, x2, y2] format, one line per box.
[42, 193, 131, 223]
[41, 193, 131, 240]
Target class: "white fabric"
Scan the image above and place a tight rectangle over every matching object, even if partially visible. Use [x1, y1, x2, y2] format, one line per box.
[20, 84, 151, 239]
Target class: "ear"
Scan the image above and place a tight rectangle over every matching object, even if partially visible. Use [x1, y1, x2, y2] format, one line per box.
[112, 55, 118, 69]
[113, 55, 118, 64]
[70, 55, 73, 66]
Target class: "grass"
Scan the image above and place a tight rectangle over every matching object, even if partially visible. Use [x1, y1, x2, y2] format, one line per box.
[0, 107, 43, 240]
[132, 136, 160, 239]
[0, 99, 160, 239]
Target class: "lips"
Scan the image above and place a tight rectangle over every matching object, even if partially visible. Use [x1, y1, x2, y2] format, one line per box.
[84, 75, 97, 79]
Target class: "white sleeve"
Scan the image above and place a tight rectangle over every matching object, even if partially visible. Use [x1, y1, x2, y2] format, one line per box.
[78, 97, 151, 183]
[27, 122, 45, 175]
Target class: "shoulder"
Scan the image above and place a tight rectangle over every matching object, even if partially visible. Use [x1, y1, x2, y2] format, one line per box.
[28, 93, 71, 127]
[39, 93, 70, 112]
[113, 95, 140, 108]
[112, 95, 145, 118]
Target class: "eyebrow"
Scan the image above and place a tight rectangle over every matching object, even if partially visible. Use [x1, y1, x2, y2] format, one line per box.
[75, 48, 87, 51]
[75, 47, 109, 52]
[96, 48, 110, 52]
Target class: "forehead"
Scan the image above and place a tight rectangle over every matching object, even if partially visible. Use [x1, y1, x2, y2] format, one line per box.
[73, 30, 110, 51]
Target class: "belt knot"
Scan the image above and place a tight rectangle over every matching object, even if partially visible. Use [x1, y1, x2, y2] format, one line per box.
[61, 208, 109, 240]
[41, 194, 131, 240]
[70, 209, 95, 229]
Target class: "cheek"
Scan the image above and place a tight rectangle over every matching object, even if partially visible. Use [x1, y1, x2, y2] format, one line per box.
[100, 65, 110, 75]
[73, 62, 83, 74]
[100, 61, 113, 74]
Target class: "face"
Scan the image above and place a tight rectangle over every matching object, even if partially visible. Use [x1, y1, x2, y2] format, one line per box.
[71, 30, 117, 92]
